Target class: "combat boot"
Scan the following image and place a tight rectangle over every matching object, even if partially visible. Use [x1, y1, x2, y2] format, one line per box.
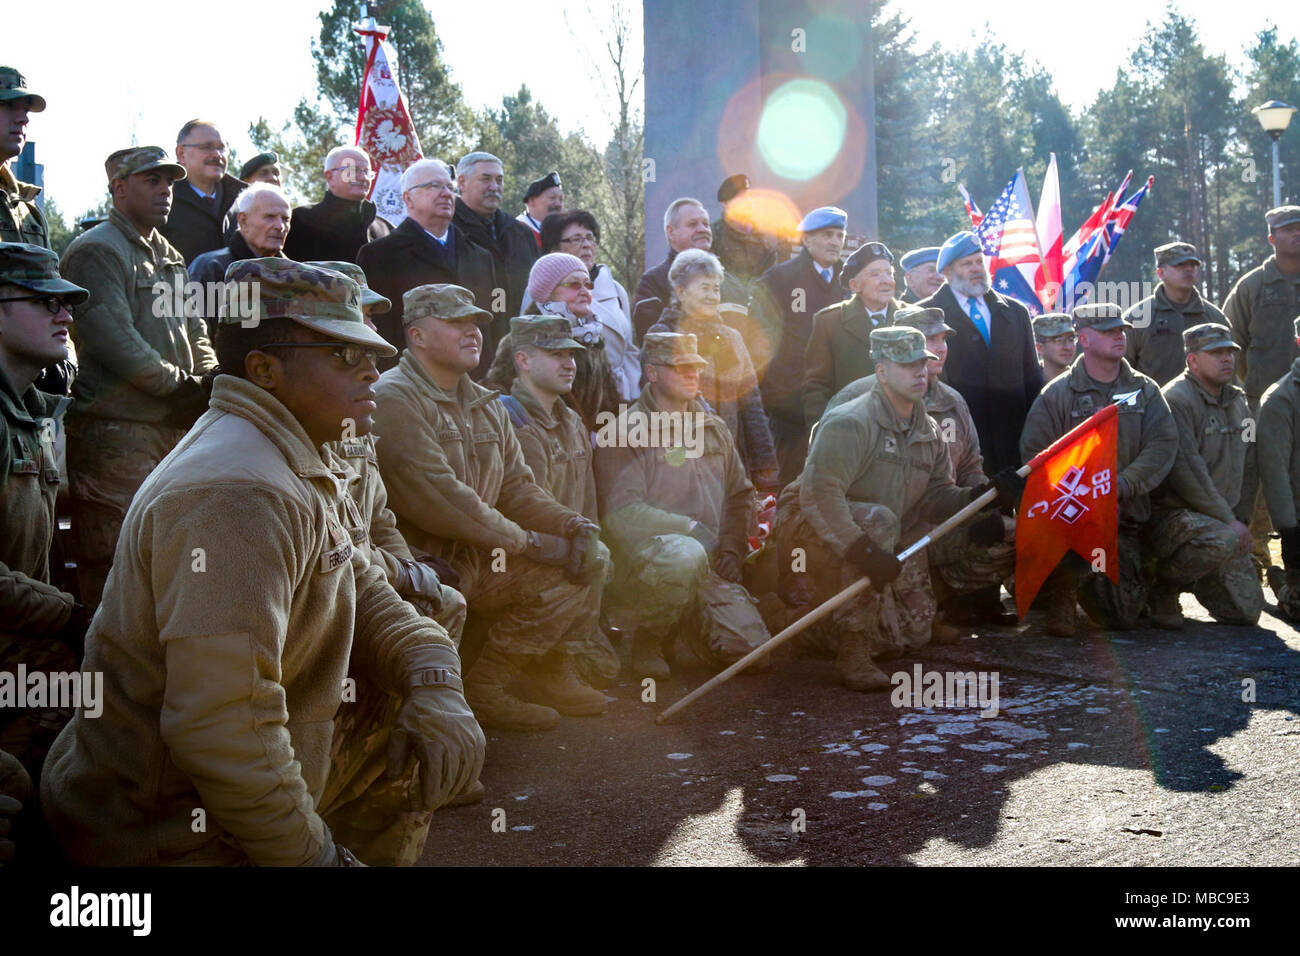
[630, 629, 671, 681]
[528, 653, 610, 716]
[1146, 582, 1186, 630]
[835, 630, 891, 692]
[464, 645, 560, 732]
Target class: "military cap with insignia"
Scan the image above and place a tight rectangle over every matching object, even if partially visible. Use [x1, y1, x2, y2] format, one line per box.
[0, 66, 45, 111]
[1182, 322, 1238, 354]
[1154, 241, 1200, 269]
[1266, 205, 1300, 232]
[306, 260, 391, 313]
[523, 171, 562, 202]
[798, 205, 847, 233]
[900, 247, 941, 271]
[870, 326, 938, 364]
[239, 151, 279, 180]
[0, 242, 89, 304]
[509, 315, 586, 351]
[1071, 301, 1131, 332]
[642, 332, 709, 368]
[402, 283, 492, 327]
[717, 174, 751, 204]
[220, 258, 395, 356]
[894, 306, 953, 338]
[1032, 313, 1075, 340]
[104, 146, 186, 183]
[841, 240, 893, 284]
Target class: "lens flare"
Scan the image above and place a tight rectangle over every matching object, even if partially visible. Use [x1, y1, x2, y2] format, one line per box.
[756, 78, 847, 181]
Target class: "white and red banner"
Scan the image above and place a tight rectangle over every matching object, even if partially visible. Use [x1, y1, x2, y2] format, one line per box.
[353, 17, 422, 226]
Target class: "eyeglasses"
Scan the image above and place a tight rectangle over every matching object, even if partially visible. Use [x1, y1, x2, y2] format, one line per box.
[258, 342, 383, 367]
[180, 142, 227, 154]
[560, 233, 598, 247]
[556, 279, 594, 291]
[0, 294, 72, 314]
[410, 180, 457, 194]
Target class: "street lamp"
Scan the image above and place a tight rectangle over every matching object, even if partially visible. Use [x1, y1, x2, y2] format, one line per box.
[1252, 100, 1297, 208]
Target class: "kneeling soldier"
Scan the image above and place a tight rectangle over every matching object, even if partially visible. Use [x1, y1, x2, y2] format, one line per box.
[1257, 317, 1300, 620]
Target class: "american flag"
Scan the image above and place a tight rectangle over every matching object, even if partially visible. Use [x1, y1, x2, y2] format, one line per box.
[973, 170, 1045, 316]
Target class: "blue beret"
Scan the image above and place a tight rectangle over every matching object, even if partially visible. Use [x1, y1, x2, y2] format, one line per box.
[936, 231, 982, 273]
[900, 246, 940, 271]
[798, 205, 847, 233]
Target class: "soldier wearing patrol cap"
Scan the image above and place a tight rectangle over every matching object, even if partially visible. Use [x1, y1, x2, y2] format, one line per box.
[1032, 312, 1077, 382]
[1256, 316, 1300, 621]
[1144, 323, 1261, 628]
[0, 67, 48, 248]
[0, 244, 90, 803]
[775, 326, 1020, 690]
[594, 331, 771, 680]
[517, 171, 563, 249]
[1124, 241, 1229, 387]
[42, 259, 486, 866]
[899, 247, 943, 304]
[59, 146, 215, 609]
[1020, 302, 1179, 635]
[372, 284, 604, 732]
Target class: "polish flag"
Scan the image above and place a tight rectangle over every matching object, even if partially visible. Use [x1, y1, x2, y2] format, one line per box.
[1034, 153, 1063, 312]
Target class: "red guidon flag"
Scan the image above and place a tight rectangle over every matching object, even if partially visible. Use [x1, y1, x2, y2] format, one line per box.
[1014, 404, 1119, 617]
[353, 16, 423, 227]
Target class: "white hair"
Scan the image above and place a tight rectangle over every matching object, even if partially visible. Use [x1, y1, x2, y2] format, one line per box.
[456, 151, 503, 178]
[324, 145, 370, 173]
[234, 182, 289, 214]
[669, 248, 723, 288]
[401, 158, 453, 194]
[663, 197, 707, 233]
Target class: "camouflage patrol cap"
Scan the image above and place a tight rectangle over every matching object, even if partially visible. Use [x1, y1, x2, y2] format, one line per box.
[0, 242, 88, 304]
[220, 258, 395, 355]
[0, 67, 45, 112]
[306, 260, 391, 314]
[1032, 312, 1075, 340]
[509, 315, 586, 351]
[402, 283, 491, 326]
[894, 306, 953, 338]
[1182, 322, 1238, 354]
[104, 146, 186, 183]
[642, 332, 709, 368]
[1154, 241, 1200, 269]
[1072, 302, 1131, 332]
[1266, 205, 1300, 232]
[870, 326, 938, 364]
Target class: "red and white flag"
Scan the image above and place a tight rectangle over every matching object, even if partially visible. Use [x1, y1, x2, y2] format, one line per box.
[1034, 153, 1063, 312]
[353, 17, 422, 226]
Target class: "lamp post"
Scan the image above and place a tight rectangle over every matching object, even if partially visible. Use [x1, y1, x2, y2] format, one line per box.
[1252, 100, 1297, 208]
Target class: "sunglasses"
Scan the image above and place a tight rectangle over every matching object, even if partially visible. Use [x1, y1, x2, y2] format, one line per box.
[0, 293, 73, 314]
[259, 342, 383, 367]
[556, 279, 594, 291]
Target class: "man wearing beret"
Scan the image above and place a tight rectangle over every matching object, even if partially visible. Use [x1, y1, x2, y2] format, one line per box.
[59, 146, 216, 609]
[0, 67, 48, 248]
[498, 315, 616, 696]
[1124, 241, 1229, 387]
[1257, 317, 1300, 620]
[240, 152, 282, 186]
[594, 332, 770, 680]
[161, 119, 248, 264]
[803, 239, 903, 427]
[748, 205, 848, 486]
[0, 244, 90, 825]
[776, 326, 1020, 689]
[899, 247, 943, 304]
[1020, 303, 1178, 635]
[517, 171, 563, 250]
[372, 284, 603, 732]
[710, 174, 781, 285]
[1144, 323, 1261, 627]
[1032, 313, 1077, 382]
[42, 259, 486, 866]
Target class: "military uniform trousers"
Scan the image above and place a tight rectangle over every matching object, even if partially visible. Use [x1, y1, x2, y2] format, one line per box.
[0, 632, 78, 781]
[65, 417, 187, 608]
[1038, 519, 1145, 630]
[928, 515, 1017, 600]
[1145, 508, 1263, 625]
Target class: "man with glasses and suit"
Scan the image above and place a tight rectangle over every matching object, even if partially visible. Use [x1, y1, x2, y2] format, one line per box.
[161, 119, 247, 264]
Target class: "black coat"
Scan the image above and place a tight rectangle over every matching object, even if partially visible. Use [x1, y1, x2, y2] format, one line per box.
[632, 251, 676, 342]
[187, 231, 272, 334]
[283, 191, 393, 264]
[452, 198, 538, 319]
[919, 282, 1043, 475]
[356, 217, 499, 375]
[162, 173, 247, 265]
[749, 248, 843, 424]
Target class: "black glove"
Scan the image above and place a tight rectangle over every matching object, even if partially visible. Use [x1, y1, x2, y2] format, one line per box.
[395, 558, 442, 613]
[714, 550, 745, 584]
[166, 375, 209, 429]
[845, 533, 902, 585]
[966, 510, 1005, 547]
[688, 521, 719, 556]
[524, 531, 571, 567]
[53, 602, 91, 659]
[385, 643, 486, 811]
[0, 794, 20, 865]
[562, 514, 600, 538]
[310, 838, 366, 867]
[564, 527, 609, 586]
[1279, 527, 1300, 570]
[972, 467, 1026, 511]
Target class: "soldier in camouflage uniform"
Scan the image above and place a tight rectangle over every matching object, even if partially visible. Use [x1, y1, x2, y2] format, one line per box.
[1033, 313, 1077, 383]
[1124, 242, 1230, 387]
[1256, 316, 1300, 620]
[1020, 303, 1179, 635]
[0, 68, 47, 249]
[776, 326, 1018, 690]
[59, 147, 216, 608]
[594, 332, 771, 679]
[1145, 323, 1261, 627]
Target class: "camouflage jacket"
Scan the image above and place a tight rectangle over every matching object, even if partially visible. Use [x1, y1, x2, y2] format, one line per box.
[1154, 371, 1251, 525]
[1123, 283, 1228, 387]
[1224, 256, 1300, 404]
[1256, 357, 1300, 530]
[0, 164, 47, 248]
[501, 379, 598, 521]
